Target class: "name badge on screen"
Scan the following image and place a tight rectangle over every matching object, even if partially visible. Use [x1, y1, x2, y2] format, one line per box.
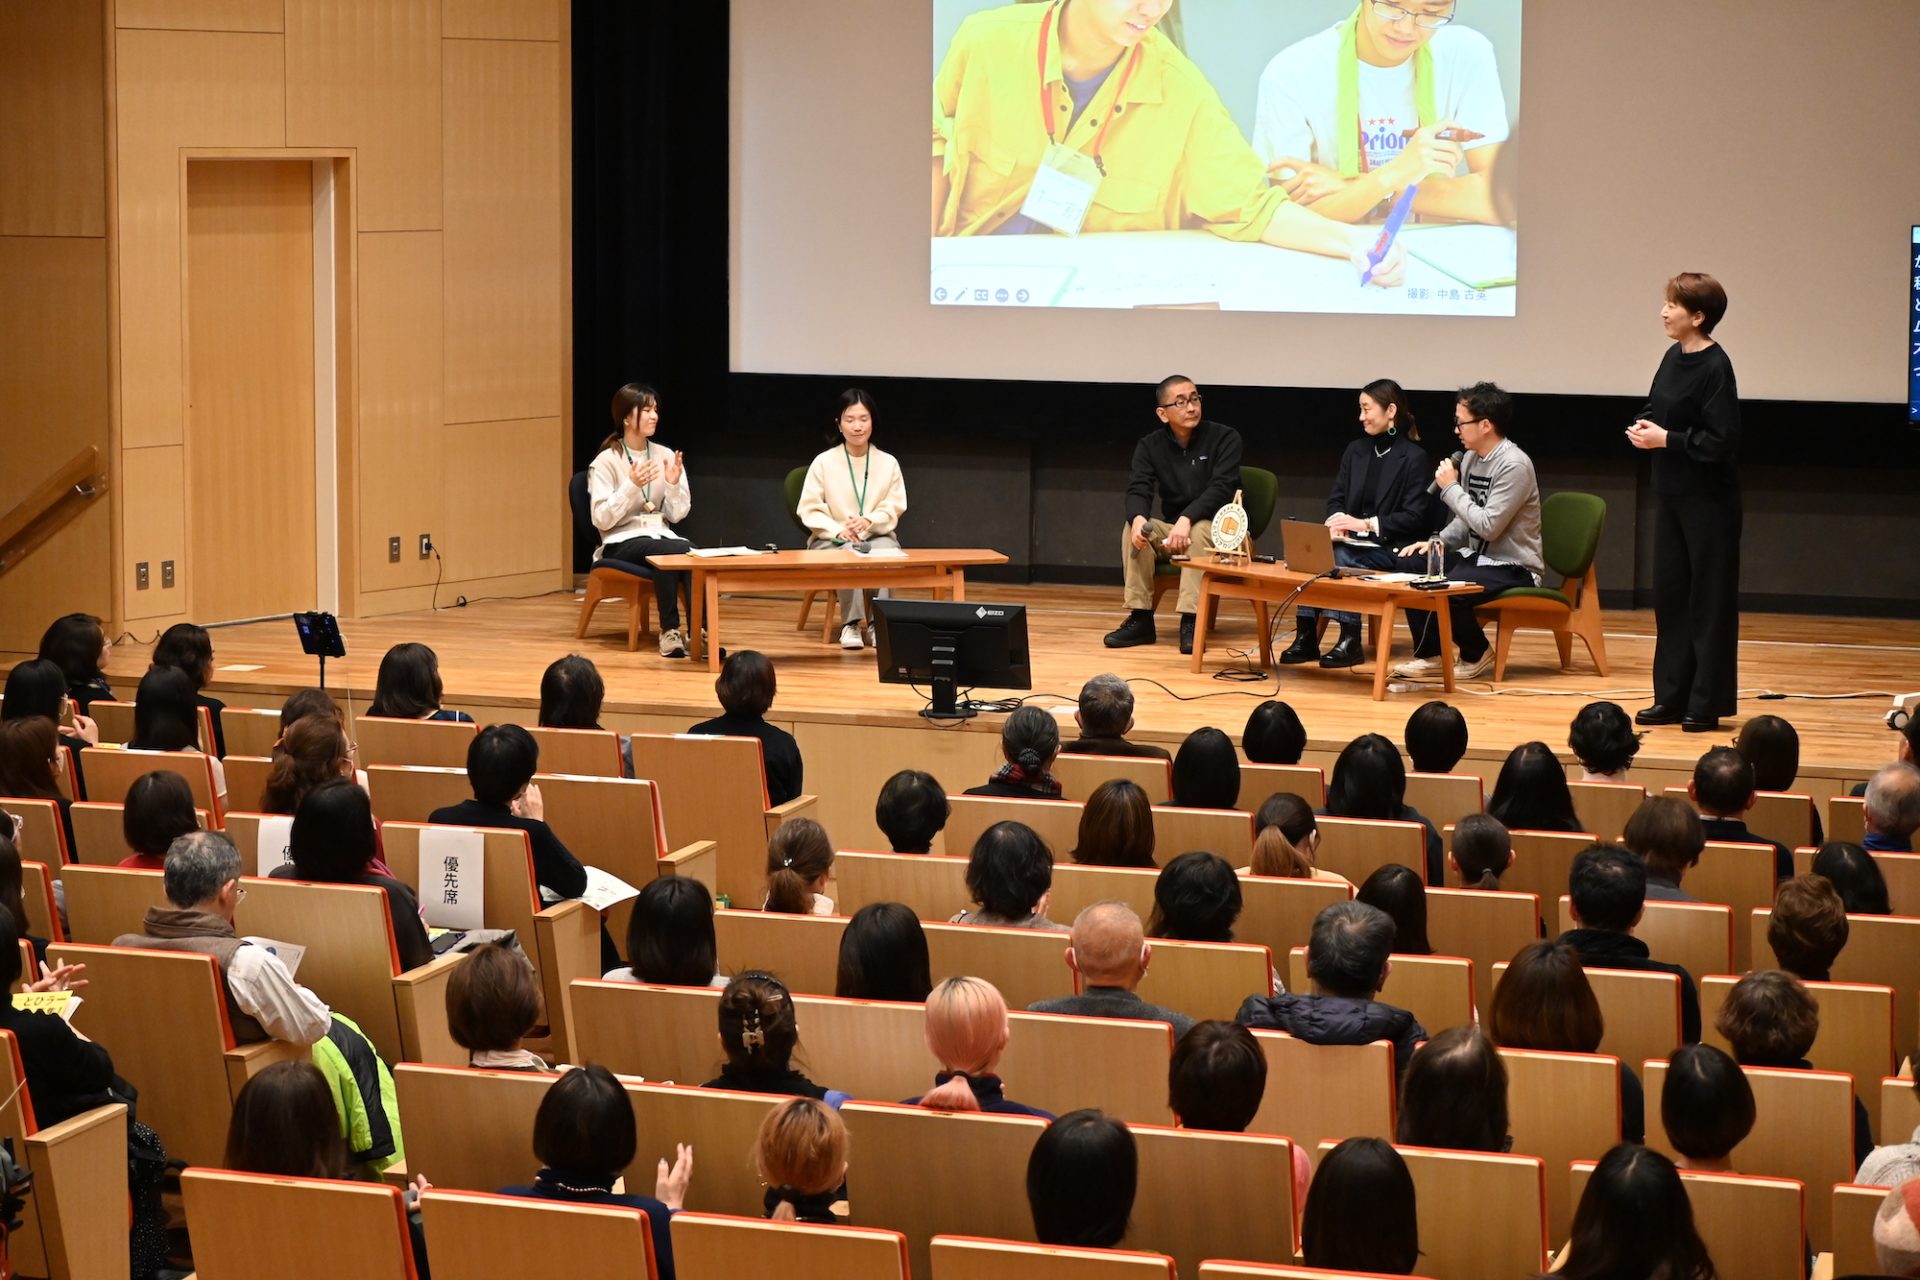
[1019, 143, 1104, 237]
[635, 512, 666, 536]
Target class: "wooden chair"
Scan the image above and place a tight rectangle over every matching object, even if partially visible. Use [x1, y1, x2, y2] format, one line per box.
[1702, 974, 1894, 1135]
[672, 1211, 909, 1280]
[60, 863, 169, 943]
[1426, 887, 1539, 1018]
[1499, 829, 1596, 923]
[1152, 807, 1255, 869]
[1884, 1076, 1920, 1146]
[19, 860, 62, 944]
[1314, 816, 1425, 885]
[526, 725, 627, 777]
[0, 1029, 130, 1280]
[714, 909, 845, 996]
[1553, 896, 1732, 985]
[78, 747, 222, 820]
[420, 1189, 658, 1279]
[1500, 1047, 1622, 1240]
[1403, 773, 1484, 828]
[1047, 861, 1160, 925]
[1249, 1031, 1396, 1159]
[1829, 797, 1866, 846]
[947, 795, 1085, 862]
[1287, 948, 1474, 1035]
[1129, 1123, 1297, 1279]
[932, 1236, 1174, 1280]
[181, 1168, 420, 1279]
[1752, 908, 1920, 1068]
[1644, 1059, 1856, 1250]
[1234, 874, 1353, 964]
[0, 796, 71, 866]
[1829, 1183, 1891, 1280]
[1397, 1144, 1550, 1280]
[1197, 1266, 1438, 1280]
[67, 799, 209, 864]
[1662, 786, 1817, 853]
[531, 772, 693, 940]
[221, 707, 285, 759]
[354, 715, 477, 768]
[1472, 489, 1609, 681]
[1494, 960, 1681, 1081]
[1695, 841, 1779, 969]
[223, 754, 273, 813]
[832, 850, 976, 922]
[1238, 763, 1325, 808]
[628, 731, 818, 905]
[578, 565, 666, 651]
[86, 700, 136, 744]
[1568, 1162, 1805, 1280]
[1567, 781, 1648, 843]
[365, 764, 472, 823]
[1054, 754, 1172, 804]
[46, 943, 305, 1165]
[1792, 845, 1920, 918]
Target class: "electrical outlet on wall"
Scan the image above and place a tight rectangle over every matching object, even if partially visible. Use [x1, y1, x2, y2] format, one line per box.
[419, 534, 433, 559]
[136, 562, 149, 590]
[161, 561, 174, 589]
[389, 536, 401, 563]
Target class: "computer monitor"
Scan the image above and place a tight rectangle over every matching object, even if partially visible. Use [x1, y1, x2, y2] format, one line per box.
[874, 599, 1031, 720]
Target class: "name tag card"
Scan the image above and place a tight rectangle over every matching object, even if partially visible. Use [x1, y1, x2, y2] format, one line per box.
[256, 816, 294, 877]
[418, 825, 486, 931]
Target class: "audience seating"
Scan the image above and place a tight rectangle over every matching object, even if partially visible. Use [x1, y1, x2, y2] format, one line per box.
[1425, 887, 1539, 1018]
[1249, 1031, 1395, 1162]
[931, 1236, 1175, 1280]
[1791, 845, 1920, 917]
[947, 796, 1083, 860]
[78, 747, 222, 822]
[1313, 815, 1424, 885]
[1700, 974, 1894, 1135]
[1197, 1267, 1438, 1280]
[672, 1212, 909, 1280]
[1828, 796, 1865, 845]
[833, 851, 979, 922]
[1566, 781, 1647, 843]
[713, 909, 844, 994]
[85, 700, 136, 745]
[365, 764, 472, 822]
[1692, 841, 1777, 970]
[222, 754, 272, 814]
[1232, 874, 1353, 963]
[1237, 763, 1325, 808]
[1402, 772, 1483, 828]
[46, 943, 305, 1165]
[1396, 1144, 1550, 1280]
[68, 799, 210, 864]
[0, 1030, 129, 1280]
[1828, 1183, 1891, 1279]
[52, 745, 75, 802]
[1495, 829, 1595, 923]
[180, 1168, 419, 1279]
[353, 715, 477, 768]
[525, 724, 627, 778]
[420, 1189, 659, 1279]
[1644, 1059, 1855, 1250]
[221, 707, 284, 759]
[0, 796, 72, 866]
[1884, 1076, 1920, 1145]
[1661, 786, 1817, 852]
[523, 772, 690, 939]
[61, 864, 168, 943]
[1054, 754, 1172, 804]
[628, 731, 818, 905]
[1285, 948, 1473, 1035]
[1751, 908, 1920, 1067]
[19, 859, 62, 945]
[1552, 895, 1732, 985]
[1568, 1161, 1805, 1280]
[1500, 1047, 1622, 1240]
[1153, 807, 1257, 868]
[1493, 960, 1680, 1082]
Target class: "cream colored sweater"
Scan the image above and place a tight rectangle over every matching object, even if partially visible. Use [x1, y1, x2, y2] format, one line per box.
[797, 445, 906, 540]
[588, 440, 692, 555]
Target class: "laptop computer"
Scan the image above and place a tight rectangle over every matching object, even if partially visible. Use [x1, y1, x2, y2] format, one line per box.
[1279, 519, 1343, 575]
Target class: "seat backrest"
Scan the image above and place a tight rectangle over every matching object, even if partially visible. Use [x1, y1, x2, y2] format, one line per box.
[1566, 781, 1647, 842]
[1152, 807, 1255, 868]
[1053, 753, 1172, 805]
[1237, 762, 1324, 808]
[946, 796, 1084, 862]
[1829, 796, 1866, 845]
[714, 909, 845, 995]
[1130, 1123, 1297, 1278]
[61, 863, 169, 943]
[1197, 1266, 1439, 1280]
[68, 799, 210, 865]
[1701, 975, 1894, 1136]
[923, 920, 1078, 1010]
[1498, 829, 1596, 920]
[222, 755, 273, 814]
[1250, 1030, 1395, 1158]
[533, 771, 668, 939]
[833, 851, 975, 921]
[675, 1211, 909, 1280]
[1402, 773, 1483, 828]
[931, 1236, 1173, 1280]
[569, 468, 593, 540]
[1792, 845, 1920, 918]
[1425, 887, 1539, 1018]
[1235, 874, 1353, 963]
[88, 700, 137, 745]
[1886, 1078, 1920, 1146]
[629, 732, 772, 903]
[355, 715, 478, 769]
[1397, 1144, 1549, 1280]
[365, 764, 472, 823]
[18, 860, 61, 942]
[235, 876, 404, 1059]
[1286, 948, 1473, 1036]
[1645, 1058, 1854, 1250]
[1694, 841, 1777, 969]
[1554, 896, 1732, 985]
[1494, 960, 1681, 1075]
[525, 726, 626, 778]
[1046, 861, 1159, 924]
[1831, 1183, 1891, 1280]
[1499, 1048, 1622, 1241]
[1755, 908, 1920, 1062]
[1568, 1163, 1804, 1280]
[1314, 816, 1424, 885]
[1539, 491, 1606, 579]
[182, 1169, 418, 1280]
[1746, 792, 1815, 851]
[784, 466, 810, 533]
[0, 1031, 46, 1278]
[0, 796, 70, 866]
[221, 707, 285, 759]
[381, 821, 543, 939]
[421, 1189, 655, 1280]
[1132, 935, 1272, 1023]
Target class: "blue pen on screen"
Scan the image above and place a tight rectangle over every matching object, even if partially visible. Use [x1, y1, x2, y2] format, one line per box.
[1360, 183, 1418, 287]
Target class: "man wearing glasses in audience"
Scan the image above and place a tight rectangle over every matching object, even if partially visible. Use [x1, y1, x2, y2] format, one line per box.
[1252, 0, 1511, 226]
[1106, 376, 1240, 656]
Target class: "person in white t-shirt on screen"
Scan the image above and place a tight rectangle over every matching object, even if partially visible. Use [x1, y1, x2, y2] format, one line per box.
[1251, 0, 1509, 226]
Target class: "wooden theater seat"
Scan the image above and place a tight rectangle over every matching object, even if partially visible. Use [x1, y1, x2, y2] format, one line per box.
[1237, 762, 1326, 808]
[1752, 908, 1920, 1069]
[1499, 1047, 1622, 1240]
[0, 1030, 130, 1280]
[420, 1189, 659, 1280]
[365, 764, 472, 823]
[1494, 960, 1681, 1081]
[181, 1168, 420, 1279]
[1053, 753, 1172, 804]
[1791, 845, 1920, 917]
[1249, 1031, 1396, 1160]
[1286, 948, 1474, 1036]
[1701, 974, 1894, 1135]
[672, 1212, 909, 1280]
[1828, 1183, 1891, 1280]
[931, 1236, 1174, 1280]
[222, 754, 273, 814]
[1567, 781, 1647, 843]
[1553, 895, 1732, 985]
[1152, 806, 1256, 868]
[221, 707, 284, 759]
[354, 715, 477, 768]
[1569, 1162, 1805, 1280]
[946, 795, 1084, 861]
[67, 800, 211, 864]
[1425, 887, 1539, 1017]
[526, 725, 627, 777]
[1694, 841, 1777, 969]
[78, 748, 222, 822]
[1397, 1144, 1549, 1280]
[1828, 796, 1866, 846]
[1498, 829, 1596, 921]
[0, 796, 71, 866]
[628, 731, 818, 905]
[1402, 772, 1484, 828]
[1313, 815, 1425, 885]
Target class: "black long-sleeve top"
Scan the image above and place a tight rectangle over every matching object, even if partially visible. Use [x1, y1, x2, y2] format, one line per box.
[426, 798, 588, 901]
[1640, 342, 1741, 500]
[1324, 434, 1434, 547]
[1124, 421, 1243, 525]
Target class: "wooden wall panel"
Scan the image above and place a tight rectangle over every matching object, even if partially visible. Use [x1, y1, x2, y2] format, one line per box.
[0, 1, 107, 237]
[115, 0, 285, 33]
[438, 418, 561, 580]
[121, 447, 188, 620]
[113, 29, 285, 451]
[442, 38, 560, 425]
[442, 0, 558, 42]
[0, 238, 112, 650]
[285, 0, 442, 232]
[356, 231, 445, 594]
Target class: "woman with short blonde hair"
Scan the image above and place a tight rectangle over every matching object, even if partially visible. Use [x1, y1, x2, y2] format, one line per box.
[756, 1097, 849, 1224]
[907, 977, 1053, 1118]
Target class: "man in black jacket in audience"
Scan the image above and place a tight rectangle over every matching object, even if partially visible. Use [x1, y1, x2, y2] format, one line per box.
[1559, 843, 1702, 1043]
[1690, 746, 1791, 881]
[1237, 901, 1426, 1078]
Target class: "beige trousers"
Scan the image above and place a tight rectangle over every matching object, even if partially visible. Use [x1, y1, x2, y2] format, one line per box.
[1121, 518, 1215, 614]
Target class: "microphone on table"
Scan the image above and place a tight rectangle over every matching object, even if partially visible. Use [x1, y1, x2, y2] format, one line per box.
[1426, 451, 1466, 496]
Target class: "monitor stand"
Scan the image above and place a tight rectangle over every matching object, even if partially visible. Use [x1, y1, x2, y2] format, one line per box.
[920, 634, 977, 719]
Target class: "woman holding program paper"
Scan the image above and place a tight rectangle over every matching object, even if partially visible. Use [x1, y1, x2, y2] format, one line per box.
[1251, 0, 1510, 225]
[932, 0, 1404, 283]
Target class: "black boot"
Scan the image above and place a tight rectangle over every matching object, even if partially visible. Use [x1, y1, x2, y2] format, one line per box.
[1179, 613, 1196, 655]
[1278, 619, 1320, 665]
[1320, 626, 1365, 668]
[1104, 609, 1157, 648]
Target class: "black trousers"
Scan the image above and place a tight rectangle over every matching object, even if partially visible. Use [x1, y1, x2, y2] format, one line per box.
[1651, 493, 1741, 719]
[601, 535, 693, 629]
[1399, 553, 1536, 661]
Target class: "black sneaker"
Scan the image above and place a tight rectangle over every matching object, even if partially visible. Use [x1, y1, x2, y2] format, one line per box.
[1179, 613, 1197, 655]
[1104, 610, 1157, 648]
[1278, 628, 1319, 665]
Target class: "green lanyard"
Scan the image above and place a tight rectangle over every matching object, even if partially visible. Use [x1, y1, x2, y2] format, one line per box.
[623, 441, 654, 508]
[843, 445, 870, 516]
[1334, 5, 1436, 178]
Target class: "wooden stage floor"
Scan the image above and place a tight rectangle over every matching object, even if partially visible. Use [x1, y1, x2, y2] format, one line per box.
[85, 582, 1919, 785]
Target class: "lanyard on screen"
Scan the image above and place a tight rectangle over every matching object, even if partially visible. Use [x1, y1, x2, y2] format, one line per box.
[1036, 2, 1143, 177]
[843, 446, 870, 516]
[1334, 5, 1435, 178]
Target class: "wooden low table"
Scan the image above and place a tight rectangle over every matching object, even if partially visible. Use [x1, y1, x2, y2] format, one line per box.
[1187, 556, 1485, 700]
[645, 548, 1011, 671]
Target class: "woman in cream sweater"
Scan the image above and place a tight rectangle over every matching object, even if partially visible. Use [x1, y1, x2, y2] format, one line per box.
[797, 389, 908, 650]
[588, 383, 694, 658]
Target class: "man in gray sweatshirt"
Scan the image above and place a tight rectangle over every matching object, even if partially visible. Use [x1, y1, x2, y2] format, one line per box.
[1392, 381, 1543, 681]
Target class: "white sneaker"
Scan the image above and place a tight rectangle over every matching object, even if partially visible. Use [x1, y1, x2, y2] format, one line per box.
[658, 628, 687, 659]
[1392, 656, 1443, 680]
[840, 623, 865, 650]
[1455, 651, 1495, 680]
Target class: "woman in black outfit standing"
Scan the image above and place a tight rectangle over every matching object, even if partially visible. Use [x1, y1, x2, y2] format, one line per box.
[1629, 272, 1740, 733]
[1282, 379, 1432, 669]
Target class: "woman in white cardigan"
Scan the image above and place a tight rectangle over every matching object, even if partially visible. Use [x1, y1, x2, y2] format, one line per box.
[588, 383, 694, 658]
[797, 389, 908, 650]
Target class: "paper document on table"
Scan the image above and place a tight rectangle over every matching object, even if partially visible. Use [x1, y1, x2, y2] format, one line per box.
[1401, 225, 1517, 290]
[857, 546, 908, 559]
[578, 866, 641, 913]
[686, 547, 764, 558]
[1360, 572, 1421, 584]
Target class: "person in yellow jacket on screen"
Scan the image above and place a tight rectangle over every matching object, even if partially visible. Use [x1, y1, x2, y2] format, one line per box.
[932, 0, 1404, 285]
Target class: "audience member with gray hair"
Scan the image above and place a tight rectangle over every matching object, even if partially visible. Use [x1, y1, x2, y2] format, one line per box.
[112, 830, 331, 1045]
[1060, 674, 1171, 761]
[1028, 901, 1195, 1036]
[1865, 762, 1920, 853]
[1236, 901, 1427, 1076]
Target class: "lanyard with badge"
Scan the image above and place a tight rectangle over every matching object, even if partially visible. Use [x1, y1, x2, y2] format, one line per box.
[623, 442, 667, 535]
[1017, 2, 1143, 237]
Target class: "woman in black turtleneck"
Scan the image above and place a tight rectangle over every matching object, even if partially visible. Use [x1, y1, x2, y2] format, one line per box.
[1628, 273, 1741, 734]
[1282, 378, 1435, 669]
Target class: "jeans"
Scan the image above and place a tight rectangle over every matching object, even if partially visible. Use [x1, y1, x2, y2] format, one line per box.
[1297, 541, 1403, 629]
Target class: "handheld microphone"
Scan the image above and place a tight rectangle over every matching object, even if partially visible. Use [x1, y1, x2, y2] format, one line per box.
[1426, 451, 1466, 496]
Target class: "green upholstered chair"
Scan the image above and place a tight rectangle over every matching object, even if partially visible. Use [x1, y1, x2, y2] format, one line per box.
[1150, 466, 1280, 617]
[1474, 491, 1610, 680]
[785, 465, 837, 640]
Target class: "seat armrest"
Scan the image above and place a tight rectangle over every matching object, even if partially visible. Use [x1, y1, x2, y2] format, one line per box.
[764, 794, 818, 837]
[659, 840, 719, 894]
[224, 1037, 309, 1098]
[533, 899, 601, 1066]
[26, 1101, 130, 1280]
[393, 950, 470, 1065]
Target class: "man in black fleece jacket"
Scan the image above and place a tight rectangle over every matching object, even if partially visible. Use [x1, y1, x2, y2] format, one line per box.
[1237, 900, 1426, 1077]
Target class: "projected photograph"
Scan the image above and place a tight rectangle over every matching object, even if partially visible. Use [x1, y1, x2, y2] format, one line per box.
[931, 0, 1522, 316]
